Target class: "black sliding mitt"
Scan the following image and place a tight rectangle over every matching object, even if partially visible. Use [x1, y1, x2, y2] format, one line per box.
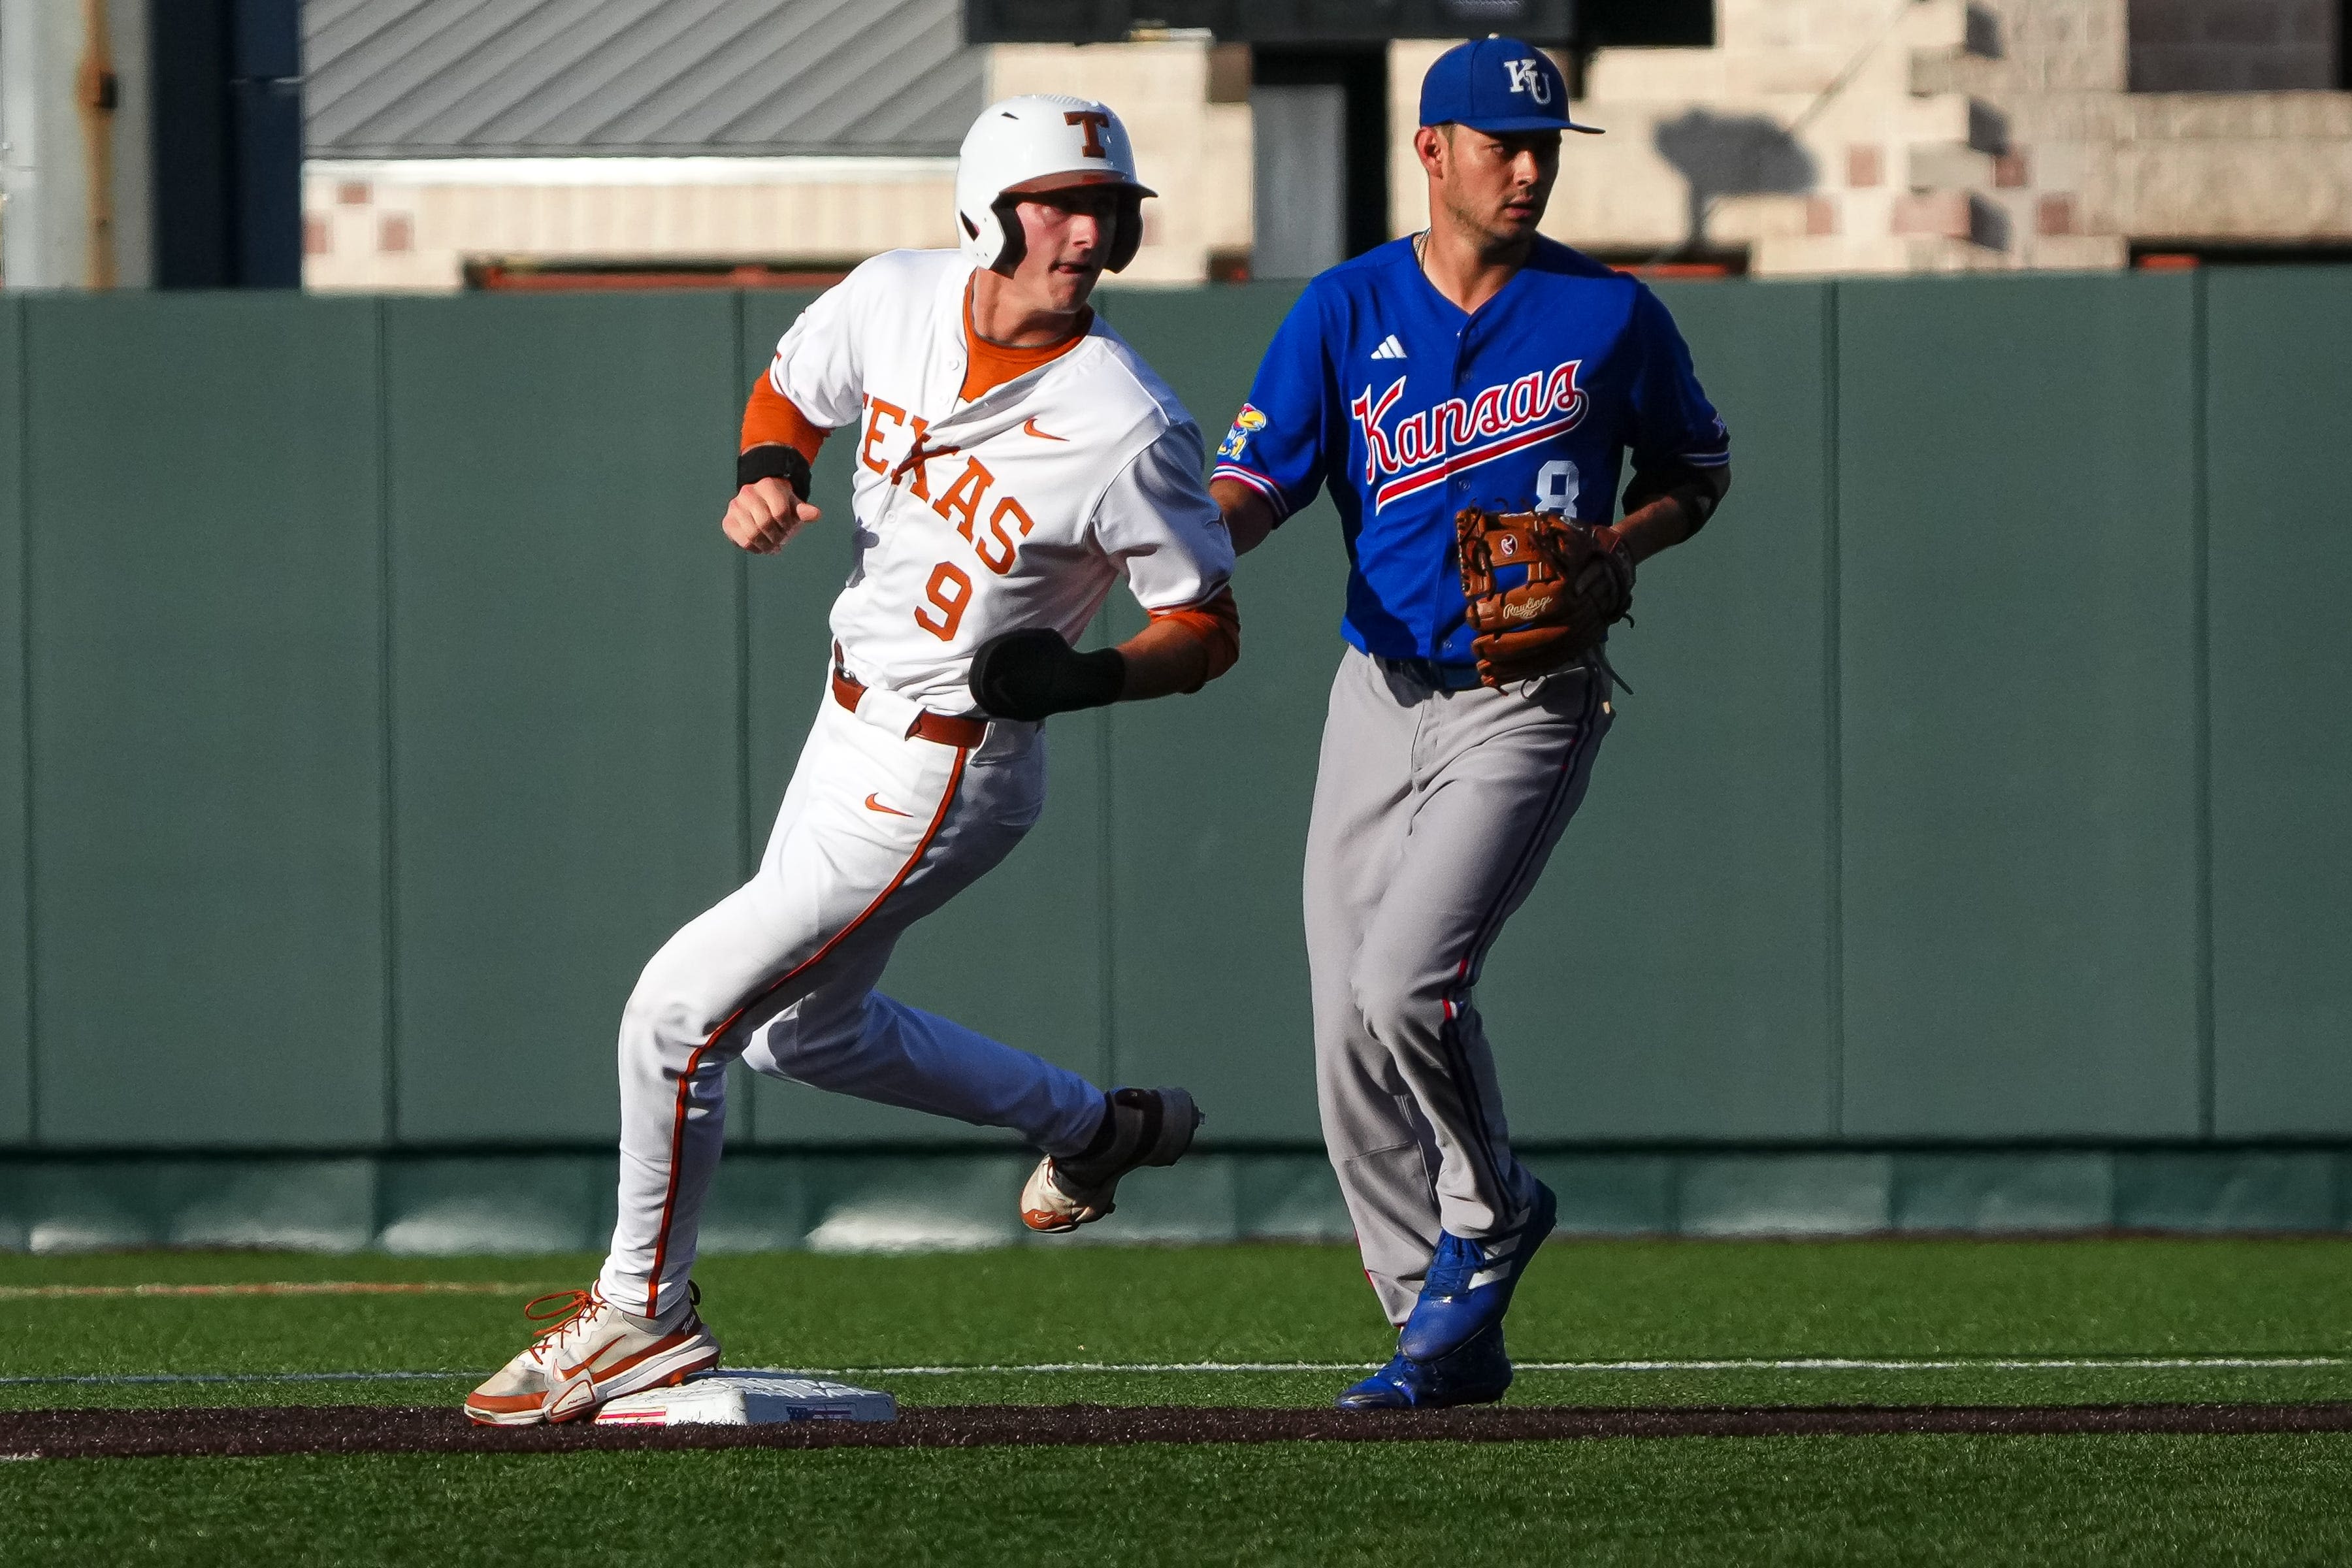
[968, 629, 1125, 722]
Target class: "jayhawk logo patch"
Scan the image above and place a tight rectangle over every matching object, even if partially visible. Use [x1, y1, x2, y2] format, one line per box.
[1218, 404, 1268, 463]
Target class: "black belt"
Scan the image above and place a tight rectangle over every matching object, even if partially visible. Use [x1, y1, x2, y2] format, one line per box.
[1376, 655, 1486, 692]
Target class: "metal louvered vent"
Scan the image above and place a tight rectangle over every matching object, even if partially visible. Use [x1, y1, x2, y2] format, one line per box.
[305, 0, 986, 157]
[964, 1, 1578, 44]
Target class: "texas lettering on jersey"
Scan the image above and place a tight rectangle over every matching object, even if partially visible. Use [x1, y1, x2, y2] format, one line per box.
[1349, 359, 1588, 511]
[859, 393, 1043, 640]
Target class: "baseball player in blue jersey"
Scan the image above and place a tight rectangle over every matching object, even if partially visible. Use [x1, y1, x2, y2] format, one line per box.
[1211, 37, 1731, 1409]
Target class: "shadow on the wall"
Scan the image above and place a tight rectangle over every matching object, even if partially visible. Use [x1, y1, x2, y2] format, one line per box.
[1653, 110, 1817, 255]
[1966, 1, 2002, 58]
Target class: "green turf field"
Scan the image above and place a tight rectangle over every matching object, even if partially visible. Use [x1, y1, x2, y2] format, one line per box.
[5, 1237, 2350, 1563]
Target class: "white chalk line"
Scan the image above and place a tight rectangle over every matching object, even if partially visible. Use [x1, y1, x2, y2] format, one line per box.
[3, 1356, 2347, 1388]
[0, 1282, 538, 1301]
[828, 1356, 2352, 1376]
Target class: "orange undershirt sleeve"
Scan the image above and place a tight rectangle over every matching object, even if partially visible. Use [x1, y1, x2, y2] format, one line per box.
[1146, 586, 1241, 686]
[740, 373, 828, 463]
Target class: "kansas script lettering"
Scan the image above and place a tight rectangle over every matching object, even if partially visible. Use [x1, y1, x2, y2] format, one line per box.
[1349, 359, 1588, 511]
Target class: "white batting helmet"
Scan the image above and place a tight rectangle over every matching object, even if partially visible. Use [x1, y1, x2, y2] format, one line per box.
[955, 95, 1154, 274]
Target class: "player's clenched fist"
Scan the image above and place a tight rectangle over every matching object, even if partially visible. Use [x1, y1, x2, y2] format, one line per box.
[722, 477, 821, 555]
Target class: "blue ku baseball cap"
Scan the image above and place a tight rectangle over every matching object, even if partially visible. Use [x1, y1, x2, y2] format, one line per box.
[1419, 35, 1603, 135]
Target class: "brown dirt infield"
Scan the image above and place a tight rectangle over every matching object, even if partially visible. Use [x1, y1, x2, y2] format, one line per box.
[5, 1403, 2351, 1460]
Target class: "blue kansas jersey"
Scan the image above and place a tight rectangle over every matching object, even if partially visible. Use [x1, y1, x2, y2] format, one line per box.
[1214, 236, 1728, 665]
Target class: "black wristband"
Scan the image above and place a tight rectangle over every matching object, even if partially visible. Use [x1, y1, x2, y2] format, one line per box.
[738, 443, 811, 500]
[1662, 481, 1716, 532]
[1622, 463, 1718, 534]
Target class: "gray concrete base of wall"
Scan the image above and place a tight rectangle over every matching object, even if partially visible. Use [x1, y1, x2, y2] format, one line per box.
[6, 1148, 2351, 1254]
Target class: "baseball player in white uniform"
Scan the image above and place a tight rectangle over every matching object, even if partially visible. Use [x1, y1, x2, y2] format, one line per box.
[468, 96, 1241, 1426]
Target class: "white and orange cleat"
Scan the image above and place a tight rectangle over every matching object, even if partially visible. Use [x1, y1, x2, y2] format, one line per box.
[1021, 1086, 1203, 1233]
[465, 1283, 721, 1427]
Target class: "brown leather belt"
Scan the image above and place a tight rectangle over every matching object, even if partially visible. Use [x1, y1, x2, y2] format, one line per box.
[830, 667, 989, 749]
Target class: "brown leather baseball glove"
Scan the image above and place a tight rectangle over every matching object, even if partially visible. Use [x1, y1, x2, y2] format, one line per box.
[1454, 507, 1635, 688]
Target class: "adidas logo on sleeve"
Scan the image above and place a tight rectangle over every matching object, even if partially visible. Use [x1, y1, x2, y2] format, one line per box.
[1370, 335, 1407, 361]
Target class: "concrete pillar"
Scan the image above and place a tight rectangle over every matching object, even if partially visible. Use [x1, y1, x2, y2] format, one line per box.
[1252, 82, 1347, 278]
[1, 0, 152, 287]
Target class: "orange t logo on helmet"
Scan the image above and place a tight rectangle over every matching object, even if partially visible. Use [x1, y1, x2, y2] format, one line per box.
[1064, 110, 1110, 159]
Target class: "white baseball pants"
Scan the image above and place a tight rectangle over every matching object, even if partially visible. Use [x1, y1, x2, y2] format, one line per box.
[598, 686, 1109, 1319]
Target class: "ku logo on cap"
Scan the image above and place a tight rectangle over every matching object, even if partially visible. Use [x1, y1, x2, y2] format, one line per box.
[1505, 57, 1552, 104]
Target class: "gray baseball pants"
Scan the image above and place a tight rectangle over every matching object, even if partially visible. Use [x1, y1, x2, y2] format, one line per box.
[1303, 645, 1613, 1327]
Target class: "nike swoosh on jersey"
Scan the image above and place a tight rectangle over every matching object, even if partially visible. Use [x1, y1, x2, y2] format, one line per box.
[1022, 417, 1068, 442]
[864, 793, 913, 817]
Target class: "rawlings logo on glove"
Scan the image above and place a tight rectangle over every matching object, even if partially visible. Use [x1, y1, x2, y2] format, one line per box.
[1454, 507, 1633, 688]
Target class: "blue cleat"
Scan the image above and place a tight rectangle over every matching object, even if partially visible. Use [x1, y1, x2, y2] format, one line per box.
[1396, 1180, 1558, 1362]
[1335, 1324, 1512, 1410]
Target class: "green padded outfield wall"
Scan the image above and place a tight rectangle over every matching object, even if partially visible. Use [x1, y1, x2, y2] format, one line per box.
[2204, 268, 2352, 1135]
[1, 301, 25, 1145]
[0, 271, 2349, 1154]
[1835, 275, 2204, 1139]
[383, 294, 744, 1145]
[22, 295, 389, 1149]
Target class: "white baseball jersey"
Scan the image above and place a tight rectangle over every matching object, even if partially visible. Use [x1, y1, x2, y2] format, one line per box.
[765, 248, 1235, 713]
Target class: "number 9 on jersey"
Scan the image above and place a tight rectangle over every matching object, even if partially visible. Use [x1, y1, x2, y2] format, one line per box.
[916, 562, 973, 641]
